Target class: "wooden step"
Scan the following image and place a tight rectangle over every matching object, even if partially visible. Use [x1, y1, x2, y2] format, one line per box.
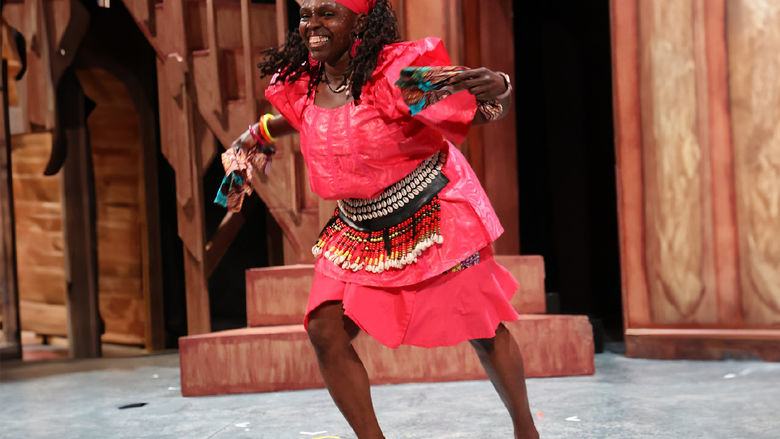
[179, 314, 593, 397]
[245, 256, 547, 327]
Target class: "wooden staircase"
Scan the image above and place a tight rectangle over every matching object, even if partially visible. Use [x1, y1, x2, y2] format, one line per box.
[123, 0, 328, 335]
[179, 256, 594, 397]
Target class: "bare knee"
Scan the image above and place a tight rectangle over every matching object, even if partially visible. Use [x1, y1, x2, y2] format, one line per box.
[306, 302, 360, 356]
[469, 323, 509, 355]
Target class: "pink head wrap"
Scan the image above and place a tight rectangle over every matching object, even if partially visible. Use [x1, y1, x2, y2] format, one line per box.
[335, 0, 375, 14]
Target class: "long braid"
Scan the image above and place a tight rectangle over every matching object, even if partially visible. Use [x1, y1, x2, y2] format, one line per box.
[345, 0, 400, 99]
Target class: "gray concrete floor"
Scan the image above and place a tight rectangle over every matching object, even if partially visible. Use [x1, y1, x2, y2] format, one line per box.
[1, 351, 779, 439]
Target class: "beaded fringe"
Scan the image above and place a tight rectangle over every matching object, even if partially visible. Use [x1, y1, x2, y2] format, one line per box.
[312, 197, 444, 273]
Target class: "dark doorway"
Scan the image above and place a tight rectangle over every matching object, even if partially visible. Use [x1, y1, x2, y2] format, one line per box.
[74, 1, 179, 349]
[513, 1, 623, 345]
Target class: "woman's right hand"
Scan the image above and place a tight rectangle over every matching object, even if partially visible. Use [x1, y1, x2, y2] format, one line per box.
[232, 123, 261, 151]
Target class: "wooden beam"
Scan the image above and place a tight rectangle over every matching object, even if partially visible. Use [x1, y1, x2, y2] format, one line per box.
[626, 328, 780, 361]
[182, 93, 211, 336]
[205, 0, 223, 112]
[241, 0, 257, 117]
[155, 0, 212, 335]
[275, 0, 289, 45]
[626, 328, 780, 340]
[697, 0, 741, 327]
[461, 0, 485, 184]
[204, 199, 256, 277]
[139, 82, 166, 352]
[0, 60, 22, 361]
[609, 0, 651, 329]
[59, 70, 101, 358]
[462, 0, 518, 254]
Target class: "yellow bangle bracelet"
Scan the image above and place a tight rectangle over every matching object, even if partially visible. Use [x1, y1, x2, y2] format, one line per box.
[259, 113, 276, 142]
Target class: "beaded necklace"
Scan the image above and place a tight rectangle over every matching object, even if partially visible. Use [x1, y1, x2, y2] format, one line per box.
[323, 70, 350, 94]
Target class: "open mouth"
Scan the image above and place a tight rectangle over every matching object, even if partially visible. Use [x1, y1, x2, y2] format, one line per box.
[308, 35, 330, 49]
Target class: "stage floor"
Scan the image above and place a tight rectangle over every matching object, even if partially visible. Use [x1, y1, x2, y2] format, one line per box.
[1, 350, 778, 438]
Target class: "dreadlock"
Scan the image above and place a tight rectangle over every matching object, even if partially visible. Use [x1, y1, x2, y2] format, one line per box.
[257, 0, 400, 101]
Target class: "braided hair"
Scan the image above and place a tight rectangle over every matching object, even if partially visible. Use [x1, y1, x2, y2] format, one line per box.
[257, 0, 400, 101]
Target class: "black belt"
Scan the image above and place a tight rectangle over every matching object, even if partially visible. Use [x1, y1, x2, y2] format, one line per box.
[337, 172, 449, 232]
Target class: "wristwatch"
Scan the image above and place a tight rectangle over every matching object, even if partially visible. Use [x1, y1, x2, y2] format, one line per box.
[495, 72, 512, 100]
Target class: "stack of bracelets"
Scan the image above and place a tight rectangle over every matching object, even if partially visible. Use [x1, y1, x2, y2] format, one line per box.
[249, 113, 277, 154]
[214, 113, 278, 212]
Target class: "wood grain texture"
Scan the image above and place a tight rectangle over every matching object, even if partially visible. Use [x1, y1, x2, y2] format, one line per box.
[626, 328, 780, 361]
[60, 73, 101, 358]
[475, 0, 519, 255]
[610, 0, 652, 328]
[2, 4, 31, 133]
[77, 67, 146, 345]
[639, 0, 711, 323]
[726, 0, 780, 327]
[699, 0, 741, 327]
[10, 133, 68, 336]
[179, 315, 594, 396]
[614, 0, 780, 359]
[2, 24, 23, 107]
[1, 60, 21, 356]
[401, 0, 461, 65]
[245, 256, 546, 327]
[19, 300, 66, 336]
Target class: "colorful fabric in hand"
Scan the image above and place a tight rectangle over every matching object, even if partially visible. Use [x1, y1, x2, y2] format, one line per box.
[214, 144, 271, 212]
[395, 66, 503, 121]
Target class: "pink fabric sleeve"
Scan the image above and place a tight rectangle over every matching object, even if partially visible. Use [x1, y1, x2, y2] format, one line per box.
[371, 38, 478, 145]
[264, 73, 310, 132]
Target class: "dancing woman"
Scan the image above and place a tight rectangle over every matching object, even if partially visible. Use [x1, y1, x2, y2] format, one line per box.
[223, 1, 539, 437]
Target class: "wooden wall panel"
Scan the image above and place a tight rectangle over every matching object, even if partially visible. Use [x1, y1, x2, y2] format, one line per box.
[726, 1, 780, 327]
[10, 132, 67, 336]
[612, 0, 780, 359]
[401, 0, 462, 65]
[638, 0, 715, 324]
[77, 67, 146, 345]
[473, 0, 518, 255]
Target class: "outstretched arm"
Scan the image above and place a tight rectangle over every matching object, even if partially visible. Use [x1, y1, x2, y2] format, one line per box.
[266, 115, 297, 138]
[450, 68, 512, 125]
[232, 115, 297, 150]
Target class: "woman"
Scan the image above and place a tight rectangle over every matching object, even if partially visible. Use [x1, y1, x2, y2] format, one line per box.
[226, 1, 539, 437]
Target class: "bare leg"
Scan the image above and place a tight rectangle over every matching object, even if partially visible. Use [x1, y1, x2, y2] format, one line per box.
[471, 323, 539, 439]
[307, 302, 384, 439]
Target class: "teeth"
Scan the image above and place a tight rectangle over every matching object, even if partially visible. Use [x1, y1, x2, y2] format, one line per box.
[309, 36, 329, 44]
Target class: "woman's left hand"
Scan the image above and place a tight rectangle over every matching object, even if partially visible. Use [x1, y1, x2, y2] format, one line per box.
[450, 68, 508, 101]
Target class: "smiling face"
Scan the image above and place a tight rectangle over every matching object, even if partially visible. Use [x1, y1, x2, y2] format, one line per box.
[299, 0, 359, 66]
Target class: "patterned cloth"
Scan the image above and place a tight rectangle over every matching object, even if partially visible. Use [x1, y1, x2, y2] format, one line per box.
[214, 144, 271, 212]
[395, 66, 503, 121]
[445, 252, 481, 274]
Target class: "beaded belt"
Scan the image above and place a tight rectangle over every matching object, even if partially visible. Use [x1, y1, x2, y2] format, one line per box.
[312, 151, 448, 273]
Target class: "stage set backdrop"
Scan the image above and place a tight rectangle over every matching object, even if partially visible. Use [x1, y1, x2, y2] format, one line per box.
[1, 0, 778, 363]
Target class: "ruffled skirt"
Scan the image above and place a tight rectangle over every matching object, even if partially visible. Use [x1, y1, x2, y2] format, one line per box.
[305, 246, 520, 348]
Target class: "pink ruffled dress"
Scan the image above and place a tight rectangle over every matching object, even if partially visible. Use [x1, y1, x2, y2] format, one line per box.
[266, 37, 519, 348]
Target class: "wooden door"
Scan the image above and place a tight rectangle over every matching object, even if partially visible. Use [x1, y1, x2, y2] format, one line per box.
[611, 0, 780, 360]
